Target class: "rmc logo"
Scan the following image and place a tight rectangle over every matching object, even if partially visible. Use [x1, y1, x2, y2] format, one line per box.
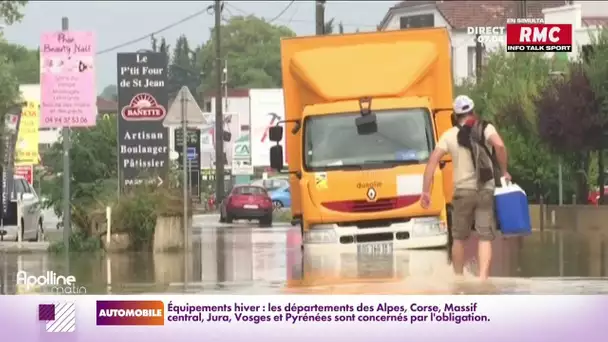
[506, 23, 572, 52]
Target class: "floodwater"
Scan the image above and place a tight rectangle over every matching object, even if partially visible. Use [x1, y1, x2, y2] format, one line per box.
[1, 225, 608, 294]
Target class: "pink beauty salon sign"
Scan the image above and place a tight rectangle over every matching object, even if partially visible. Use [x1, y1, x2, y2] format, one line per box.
[40, 31, 96, 128]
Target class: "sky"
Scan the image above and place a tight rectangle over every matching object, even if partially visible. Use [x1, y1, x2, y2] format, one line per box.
[4, 1, 396, 92]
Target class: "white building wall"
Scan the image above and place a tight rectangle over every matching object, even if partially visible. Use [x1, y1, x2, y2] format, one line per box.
[578, 1, 608, 17]
[382, 6, 474, 84]
[204, 96, 250, 133]
[38, 129, 60, 147]
[383, 5, 451, 31]
[200, 96, 251, 169]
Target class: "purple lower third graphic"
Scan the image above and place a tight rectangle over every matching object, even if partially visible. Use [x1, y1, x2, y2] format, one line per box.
[39, 304, 55, 321]
[37, 302, 76, 333]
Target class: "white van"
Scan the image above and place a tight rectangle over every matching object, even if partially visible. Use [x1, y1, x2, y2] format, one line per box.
[0, 176, 44, 242]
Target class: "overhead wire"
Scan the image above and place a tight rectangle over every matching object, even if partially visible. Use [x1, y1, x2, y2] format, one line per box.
[96, 5, 214, 55]
[225, 3, 377, 28]
[267, 1, 296, 24]
[96, 1, 379, 55]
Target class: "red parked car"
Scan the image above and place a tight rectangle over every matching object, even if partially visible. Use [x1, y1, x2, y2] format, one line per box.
[219, 185, 273, 226]
[588, 188, 608, 206]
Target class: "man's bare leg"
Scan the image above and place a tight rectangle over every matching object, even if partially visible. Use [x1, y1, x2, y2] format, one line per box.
[477, 240, 492, 280]
[451, 239, 466, 275]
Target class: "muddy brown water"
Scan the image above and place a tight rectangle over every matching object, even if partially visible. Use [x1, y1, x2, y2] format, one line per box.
[1, 227, 607, 294]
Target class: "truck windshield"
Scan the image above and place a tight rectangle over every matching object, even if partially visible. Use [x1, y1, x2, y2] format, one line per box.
[303, 108, 433, 171]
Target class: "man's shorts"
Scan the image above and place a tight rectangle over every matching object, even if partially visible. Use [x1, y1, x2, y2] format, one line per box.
[451, 188, 496, 241]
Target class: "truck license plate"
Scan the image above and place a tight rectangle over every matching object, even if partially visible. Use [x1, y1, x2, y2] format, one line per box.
[357, 243, 393, 256]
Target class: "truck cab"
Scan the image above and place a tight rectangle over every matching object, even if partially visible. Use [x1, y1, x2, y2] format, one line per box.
[268, 28, 455, 251]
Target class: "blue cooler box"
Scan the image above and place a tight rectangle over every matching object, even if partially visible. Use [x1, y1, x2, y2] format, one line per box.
[494, 181, 532, 235]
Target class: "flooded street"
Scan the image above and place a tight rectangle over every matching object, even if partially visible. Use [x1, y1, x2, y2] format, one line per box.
[1, 216, 608, 294]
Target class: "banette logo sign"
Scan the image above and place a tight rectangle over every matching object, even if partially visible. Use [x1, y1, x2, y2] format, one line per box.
[121, 93, 167, 121]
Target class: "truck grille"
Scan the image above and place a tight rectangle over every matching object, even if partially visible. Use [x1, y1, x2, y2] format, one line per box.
[322, 195, 419, 213]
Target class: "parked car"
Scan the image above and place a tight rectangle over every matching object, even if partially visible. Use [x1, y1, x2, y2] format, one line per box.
[0, 176, 44, 242]
[251, 177, 289, 192]
[219, 185, 273, 226]
[269, 186, 291, 210]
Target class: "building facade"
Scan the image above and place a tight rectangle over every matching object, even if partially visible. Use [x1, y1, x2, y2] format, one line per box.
[379, 1, 608, 84]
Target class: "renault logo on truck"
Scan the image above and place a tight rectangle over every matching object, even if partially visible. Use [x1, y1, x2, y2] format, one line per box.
[367, 187, 377, 201]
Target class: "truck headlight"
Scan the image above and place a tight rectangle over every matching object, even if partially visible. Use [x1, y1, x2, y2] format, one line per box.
[304, 225, 338, 244]
[411, 217, 445, 236]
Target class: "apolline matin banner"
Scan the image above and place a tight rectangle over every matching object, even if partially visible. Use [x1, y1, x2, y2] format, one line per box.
[1, 295, 603, 342]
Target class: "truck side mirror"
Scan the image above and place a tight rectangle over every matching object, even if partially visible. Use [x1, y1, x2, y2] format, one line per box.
[270, 145, 284, 171]
[269, 126, 283, 142]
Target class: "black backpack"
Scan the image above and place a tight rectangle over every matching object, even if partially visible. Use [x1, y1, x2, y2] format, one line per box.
[455, 120, 502, 187]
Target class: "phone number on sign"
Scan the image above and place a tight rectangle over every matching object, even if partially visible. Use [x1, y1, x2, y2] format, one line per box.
[44, 116, 90, 125]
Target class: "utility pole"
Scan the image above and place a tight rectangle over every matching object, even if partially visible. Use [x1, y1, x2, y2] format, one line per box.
[223, 59, 228, 113]
[315, 1, 325, 35]
[214, 0, 225, 202]
[61, 16, 71, 254]
[180, 89, 188, 250]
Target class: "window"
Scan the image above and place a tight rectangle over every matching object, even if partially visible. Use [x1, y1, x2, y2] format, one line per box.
[399, 14, 434, 29]
[21, 180, 31, 193]
[240, 125, 250, 132]
[27, 182, 37, 197]
[467, 46, 476, 78]
[233, 186, 267, 195]
[12, 179, 25, 198]
[304, 108, 434, 171]
[204, 100, 212, 112]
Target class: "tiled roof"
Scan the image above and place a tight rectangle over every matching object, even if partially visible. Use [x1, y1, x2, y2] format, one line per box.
[96, 97, 117, 112]
[583, 16, 608, 27]
[382, 1, 570, 29]
[200, 88, 250, 99]
[436, 1, 567, 28]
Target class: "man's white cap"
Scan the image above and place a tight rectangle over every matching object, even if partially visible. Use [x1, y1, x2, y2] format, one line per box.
[453, 95, 474, 115]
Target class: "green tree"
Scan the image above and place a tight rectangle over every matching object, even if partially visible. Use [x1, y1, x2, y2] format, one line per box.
[168, 35, 199, 100]
[338, 22, 344, 34]
[582, 28, 608, 202]
[0, 1, 28, 25]
[99, 84, 117, 101]
[195, 15, 295, 90]
[151, 36, 171, 63]
[0, 41, 39, 84]
[537, 64, 599, 203]
[41, 117, 118, 231]
[323, 18, 335, 34]
[0, 1, 30, 140]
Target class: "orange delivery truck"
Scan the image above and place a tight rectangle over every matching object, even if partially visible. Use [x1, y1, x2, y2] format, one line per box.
[267, 28, 455, 252]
